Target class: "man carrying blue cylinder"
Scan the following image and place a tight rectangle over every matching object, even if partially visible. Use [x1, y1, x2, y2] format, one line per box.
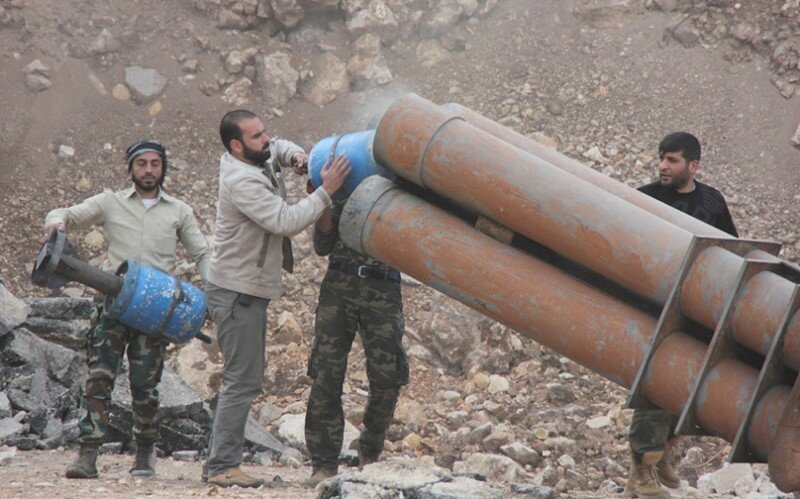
[43, 140, 211, 479]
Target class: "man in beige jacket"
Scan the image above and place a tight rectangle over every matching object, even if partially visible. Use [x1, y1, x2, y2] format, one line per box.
[204, 110, 350, 487]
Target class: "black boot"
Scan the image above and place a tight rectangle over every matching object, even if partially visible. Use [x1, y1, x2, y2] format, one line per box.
[65, 444, 99, 479]
[130, 443, 156, 477]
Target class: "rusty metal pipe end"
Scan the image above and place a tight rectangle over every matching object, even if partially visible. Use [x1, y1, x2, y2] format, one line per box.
[340, 175, 397, 255]
[374, 93, 461, 188]
[768, 378, 800, 492]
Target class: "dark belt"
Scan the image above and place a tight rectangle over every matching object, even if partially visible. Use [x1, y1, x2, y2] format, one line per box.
[329, 262, 400, 282]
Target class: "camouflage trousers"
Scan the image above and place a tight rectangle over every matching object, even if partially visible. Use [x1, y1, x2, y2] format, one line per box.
[305, 268, 408, 472]
[629, 408, 678, 455]
[77, 310, 166, 446]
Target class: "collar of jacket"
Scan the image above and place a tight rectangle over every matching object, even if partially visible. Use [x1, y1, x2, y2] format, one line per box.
[121, 186, 173, 203]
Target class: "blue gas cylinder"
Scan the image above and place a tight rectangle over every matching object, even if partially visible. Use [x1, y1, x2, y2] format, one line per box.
[103, 260, 207, 344]
[309, 130, 389, 194]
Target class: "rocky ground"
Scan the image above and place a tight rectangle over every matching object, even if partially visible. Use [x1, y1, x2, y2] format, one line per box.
[1, 0, 800, 497]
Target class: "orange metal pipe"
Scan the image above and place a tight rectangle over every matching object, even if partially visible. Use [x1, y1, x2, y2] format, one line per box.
[340, 176, 791, 461]
[769, 381, 800, 491]
[373, 94, 800, 371]
[441, 102, 729, 239]
[444, 100, 798, 367]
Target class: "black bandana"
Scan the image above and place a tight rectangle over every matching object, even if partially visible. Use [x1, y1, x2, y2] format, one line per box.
[124, 140, 168, 172]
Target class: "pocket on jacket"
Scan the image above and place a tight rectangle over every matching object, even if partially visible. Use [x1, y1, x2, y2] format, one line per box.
[257, 233, 271, 268]
[151, 223, 179, 255]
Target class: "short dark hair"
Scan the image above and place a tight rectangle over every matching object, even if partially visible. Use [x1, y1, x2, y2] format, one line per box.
[219, 110, 257, 153]
[659, 132, 701, 163]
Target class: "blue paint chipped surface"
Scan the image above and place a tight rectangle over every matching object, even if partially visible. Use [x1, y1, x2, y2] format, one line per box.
[106, 260, 206, 344]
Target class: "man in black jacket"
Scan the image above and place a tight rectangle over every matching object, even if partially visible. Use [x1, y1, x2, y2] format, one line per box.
[626, 132, 737, 499]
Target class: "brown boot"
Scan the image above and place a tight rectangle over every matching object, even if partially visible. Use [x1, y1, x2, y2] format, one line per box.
[130, 444, 156, 477]
[624, 451, 671, 498]
[207, 466, 263, 488]
[655, 447, 681, 489]
[305, 468, 337, 487]
[65, 444, 99, 479]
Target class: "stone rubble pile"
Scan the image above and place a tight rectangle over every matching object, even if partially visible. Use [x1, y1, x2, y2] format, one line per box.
[647, 0, 800, 105]
[0, 282, 286, 461]
[16, 1, 500, 112]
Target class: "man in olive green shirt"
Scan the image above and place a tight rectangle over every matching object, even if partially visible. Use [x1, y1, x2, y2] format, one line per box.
[44, 140, 210, 479]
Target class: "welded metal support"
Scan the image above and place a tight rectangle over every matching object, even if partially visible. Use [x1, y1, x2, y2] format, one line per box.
[731, 279, 800, 462]
[626, 236, 780, 413]
[675, 258, 781, 436]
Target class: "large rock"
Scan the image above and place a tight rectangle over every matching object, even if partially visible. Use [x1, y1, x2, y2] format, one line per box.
[421, 0, 464, 37]
[0, 418, 25, 442]
[0, 282, 29, 337]
[256, 51, 298, 109]
[24, 74, 51, 93]
[28, 367, 69, 410]
[111, 364, 204, 419]
[244, 414, 287, 456]
[20, 317, 91, 350]
[705, 463, 754, 495]
[275, 412, 357, 455]
[271, 0, 304, 28]
[109, 363, 210, 452]
[417, 476, 505, 499]
[88, 28, 120, 55]
[501, 442, 540, 466]
[347, 34, 393, 89]
[224, 47, 259, 75]
[346, 1, 399, 41]
[124, 66, 167, 104]
[217, 8, 257, 30]
[670, 18, 700, 48]
[302, 53, 350, 107]
[6, 388, 43, 413]
[453, 452, 529, 482]
[422, 299, 524, 375]
[23, 297, 96, 320]
[0, 393, 10, 418]
[272, 311, 305, 344]
[416, 39, 450, 68]
[167, 339, 221, 401]
[1, 328, 85, 386]
[393, 398, 428, 433]
[158, 417, 208, 452]
[321, 457, 451, 494]
[222, 77, 253, 106]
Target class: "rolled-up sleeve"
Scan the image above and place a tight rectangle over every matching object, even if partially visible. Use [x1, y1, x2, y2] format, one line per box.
[178, 205, 211, 280]
[313, 200, 345, 256]
[44, 192, 107, 229]
[272, 138, 304, 169]
[313, 226, 338, 256]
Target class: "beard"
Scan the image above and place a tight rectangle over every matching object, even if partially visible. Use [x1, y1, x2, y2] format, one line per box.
[661, 167, 691, 191]
[242, 141, 271, 165]
[132, 172, 161, 192]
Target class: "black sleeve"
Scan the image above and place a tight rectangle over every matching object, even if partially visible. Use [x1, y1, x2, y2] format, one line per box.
[716, 198, 738, 238]
[312, 198, 344, 256]
[313, 223, 338, 256]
